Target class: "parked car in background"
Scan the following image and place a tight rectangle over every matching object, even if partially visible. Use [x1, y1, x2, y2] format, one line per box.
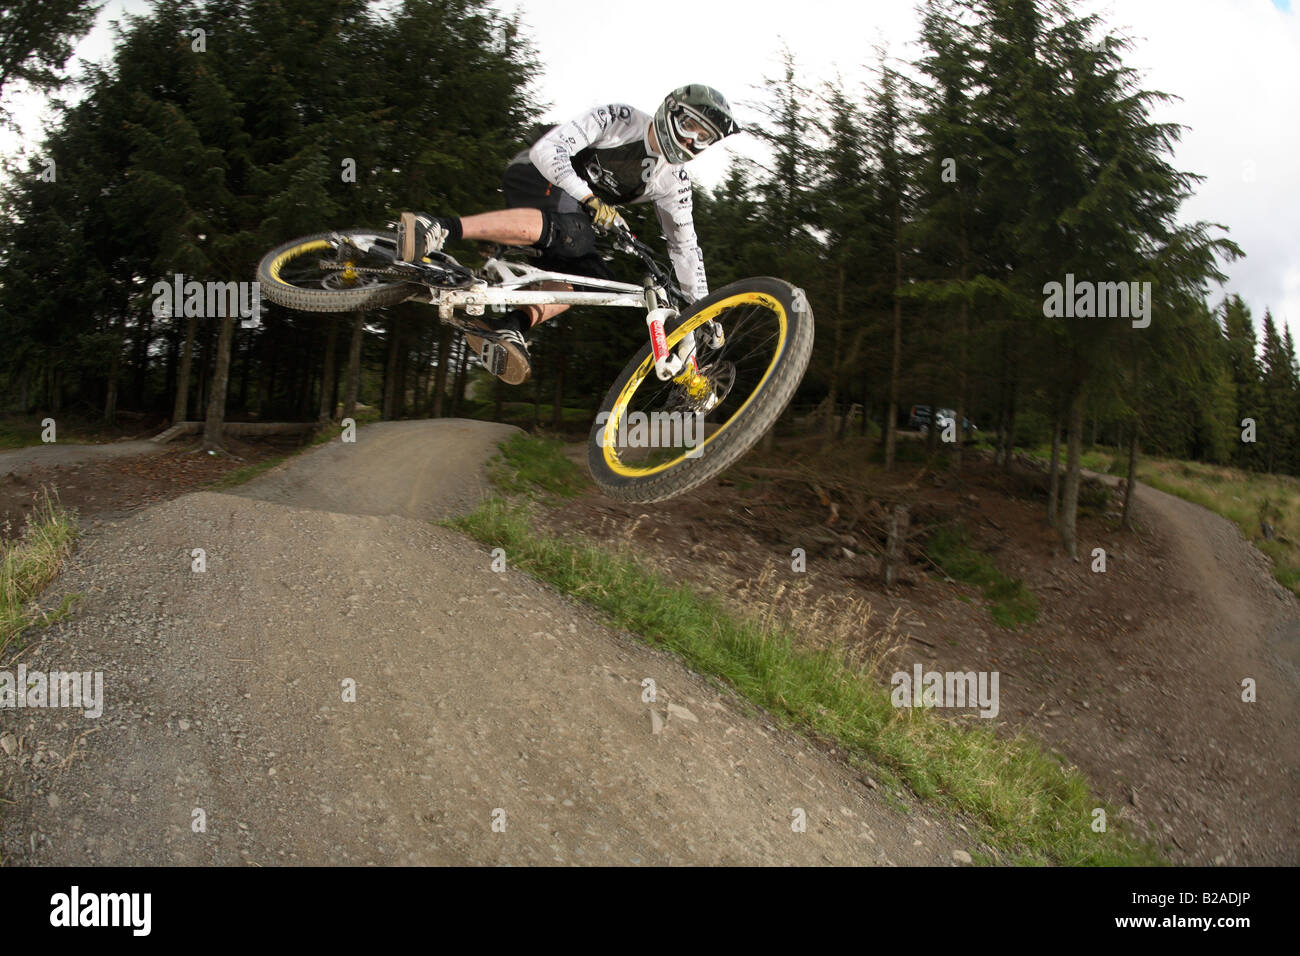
[907, 405, 977, 436]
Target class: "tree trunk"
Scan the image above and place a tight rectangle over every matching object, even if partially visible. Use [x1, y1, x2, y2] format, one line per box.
[237, 325, 253, 408]
[823, 267, 844, 450]
[952, 212, 972, 473]
[552, 327, 567, 430]
[382, 318, 400, 419]
[296, 348, 314, 420]
[104, 342, 120, 425]
[1002, 384, 1018, 472]
[1121, 424, 1139, 530]
[104, 314, 124, 425]
[431, 325, 451, 417]
[197, 322, 213, 418]
[342, 312, 364, 420]
[993, 408, 1005, 467]
[202, 314, 237, 451]
[393, 322, 409, 418]
[954, 297, 969, 473]
[331, 351, 340, 419]
[1047, 416, 1062, 527]
[173, 315, 197, 424]
[318, 316, 338, 423]
[992, 335, 1010, 466]
[1058, 388, 1085, 560]
[882, 505, 909, 586]
[837, 402, 854, 441]
[884, 242, 903, 471]
[452, 338, 469, 416]
[412, 323, 430, 417]
[925, 392, 939, 456]
[133, 308, 153, 409]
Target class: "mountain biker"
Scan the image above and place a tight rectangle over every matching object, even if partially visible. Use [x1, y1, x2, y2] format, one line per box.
[395, 84, 741, 385]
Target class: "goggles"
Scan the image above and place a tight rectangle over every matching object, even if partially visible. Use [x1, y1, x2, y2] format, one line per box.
[669, 105, 722, 152]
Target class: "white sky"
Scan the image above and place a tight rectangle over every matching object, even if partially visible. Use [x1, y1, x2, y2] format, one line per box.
[2, 0, 1297, 341]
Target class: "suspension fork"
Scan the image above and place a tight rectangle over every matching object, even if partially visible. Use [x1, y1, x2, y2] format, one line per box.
[644, 279, 700, 382]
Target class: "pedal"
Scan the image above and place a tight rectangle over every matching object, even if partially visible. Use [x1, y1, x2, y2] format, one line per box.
[479, 339, 509, 377]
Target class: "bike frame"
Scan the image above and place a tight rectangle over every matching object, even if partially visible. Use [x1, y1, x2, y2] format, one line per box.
[335, 228, 708, 378]
[416, 255, 650, 318]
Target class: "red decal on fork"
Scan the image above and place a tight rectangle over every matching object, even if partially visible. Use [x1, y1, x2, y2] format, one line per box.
[648, 316, 668, 362]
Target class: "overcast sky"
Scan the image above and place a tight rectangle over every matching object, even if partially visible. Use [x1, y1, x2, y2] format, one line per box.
[2, 0, 1296, 340]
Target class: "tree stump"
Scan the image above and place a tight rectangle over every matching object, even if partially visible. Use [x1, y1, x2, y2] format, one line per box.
[883, 504, 910, 586]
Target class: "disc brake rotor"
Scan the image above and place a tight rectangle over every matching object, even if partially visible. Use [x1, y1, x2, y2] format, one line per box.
[667, 360, 735, 414]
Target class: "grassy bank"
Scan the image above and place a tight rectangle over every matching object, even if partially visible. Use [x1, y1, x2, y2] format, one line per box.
[449, 435, 1160, 866]
[1, 489, 78, 656]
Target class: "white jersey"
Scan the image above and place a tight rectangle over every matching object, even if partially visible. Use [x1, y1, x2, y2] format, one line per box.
[528, 103, 708, 302]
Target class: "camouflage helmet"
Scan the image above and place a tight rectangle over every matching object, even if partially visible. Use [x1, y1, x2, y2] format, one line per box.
[653, 84, 741, 165]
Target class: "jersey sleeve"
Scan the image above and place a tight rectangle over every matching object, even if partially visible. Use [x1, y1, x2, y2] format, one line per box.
[654, 171, 708, 303]
[529, 104, 636, 204]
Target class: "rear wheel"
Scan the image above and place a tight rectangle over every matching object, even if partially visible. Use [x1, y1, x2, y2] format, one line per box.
[587, 276, 814, 503]
[256, 230, 418, 313]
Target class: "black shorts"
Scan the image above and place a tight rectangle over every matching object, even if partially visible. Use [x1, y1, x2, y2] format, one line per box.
[502, 162, 615, 282]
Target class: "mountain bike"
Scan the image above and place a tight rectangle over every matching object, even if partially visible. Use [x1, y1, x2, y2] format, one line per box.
[255, 224, 814, 503]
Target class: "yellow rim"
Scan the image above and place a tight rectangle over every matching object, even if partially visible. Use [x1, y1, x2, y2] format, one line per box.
[267, 239, 332, 284]
[600, 291, 787, 478]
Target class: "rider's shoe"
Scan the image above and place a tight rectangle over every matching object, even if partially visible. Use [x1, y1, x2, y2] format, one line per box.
[396, 212, 449, 262]
[465, 310, 532, 386]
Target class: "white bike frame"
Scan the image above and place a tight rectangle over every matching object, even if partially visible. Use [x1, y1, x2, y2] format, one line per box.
[417, 252, 711, 380]
[415, 254, 649, 318]
[337, 232, 714, 380]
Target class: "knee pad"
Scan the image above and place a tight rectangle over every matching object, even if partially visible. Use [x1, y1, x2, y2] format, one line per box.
[537, 211, 597, 259]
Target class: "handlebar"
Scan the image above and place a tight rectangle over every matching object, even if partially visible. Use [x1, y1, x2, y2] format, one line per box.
[607, 223, 689, 311]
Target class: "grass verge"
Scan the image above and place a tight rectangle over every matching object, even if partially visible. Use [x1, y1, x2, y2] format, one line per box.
[0, 416, 106, 449]
[487, 433, 588, 498]
[206, 455, 291, 489]
[1, 488, 78, 657]
[448, 436, 1159, 865]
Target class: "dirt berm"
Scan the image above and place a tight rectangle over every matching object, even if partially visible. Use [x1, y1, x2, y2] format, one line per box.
[1, 420, 972, 865]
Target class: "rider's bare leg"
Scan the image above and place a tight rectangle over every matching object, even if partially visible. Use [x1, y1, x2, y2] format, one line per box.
[452, 211, 571, 328]
[458, 208, 544, 246]
[522, 288, 570, 329]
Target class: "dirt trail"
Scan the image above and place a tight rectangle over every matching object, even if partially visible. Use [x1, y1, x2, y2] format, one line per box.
[2, 420, 971, 865]
[0, 440, 162, 475]
[1094, 477, 1300, 862]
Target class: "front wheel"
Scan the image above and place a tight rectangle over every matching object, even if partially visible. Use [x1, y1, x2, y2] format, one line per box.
[587, 277, 814, 503]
